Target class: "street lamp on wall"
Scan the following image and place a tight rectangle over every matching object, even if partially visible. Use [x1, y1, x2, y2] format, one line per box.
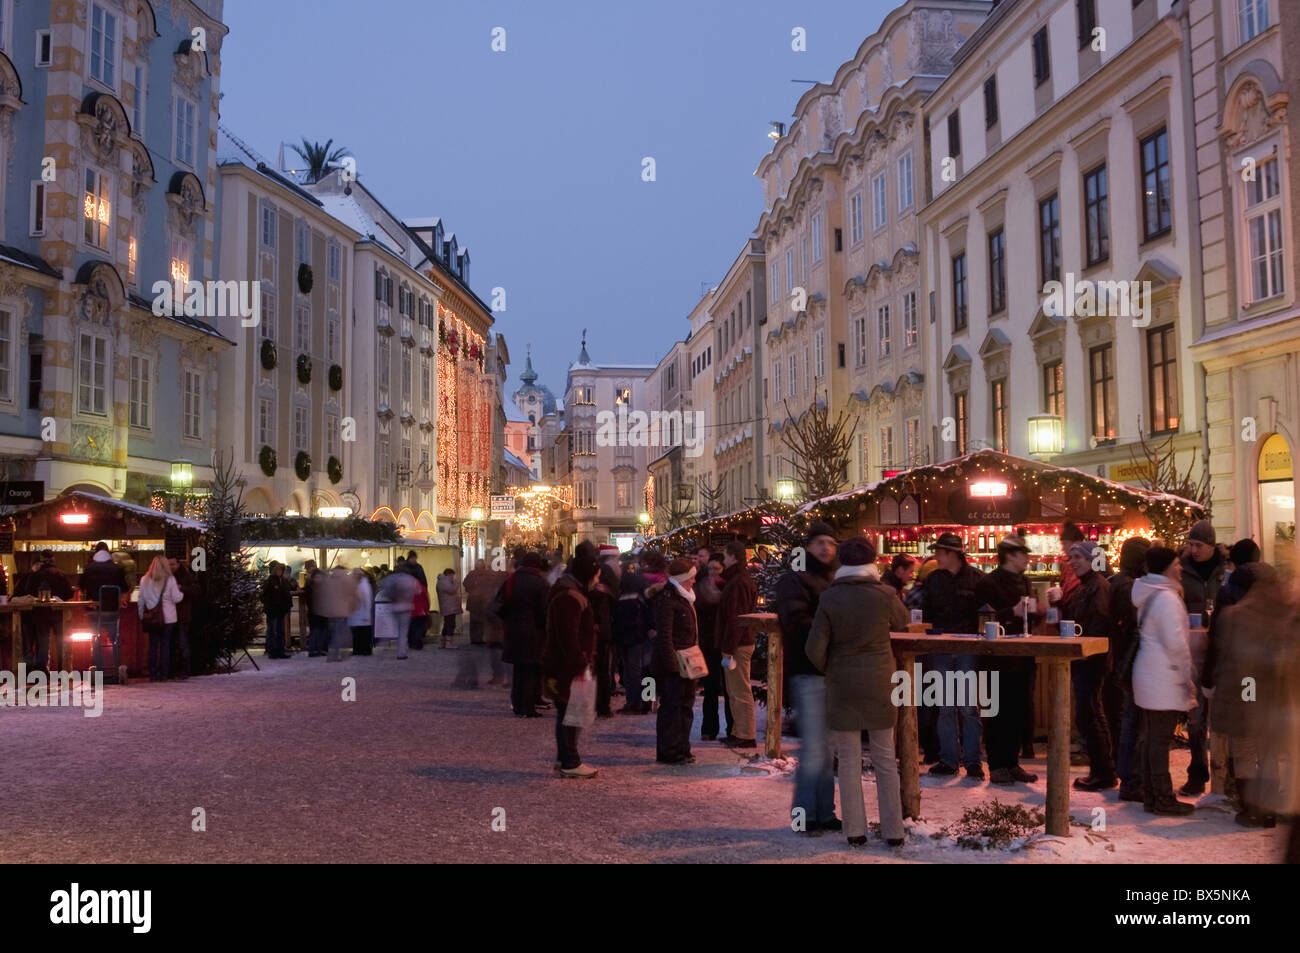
[1027, 415, 1065, 459]
[638, 511, 651, 527]
[775, 478, 796, 502]
[170, 460, 193, 488]
[469, 506, 485, 523]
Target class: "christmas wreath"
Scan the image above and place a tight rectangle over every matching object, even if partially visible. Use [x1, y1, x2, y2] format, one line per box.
[296, 354, 312, 384]
[260, 339, 277, 370]
[295, 451, 312, 481]
[297, 262, 313, 294]
[327, 455, 343, 484]
[328, 363, 343, 391]
[259, 445, 277, 476]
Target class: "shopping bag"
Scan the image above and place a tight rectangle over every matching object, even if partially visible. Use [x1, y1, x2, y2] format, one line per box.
[675, 644, 708, 680]
[562, 668, 597, 728]
[373, 601, 399, 641]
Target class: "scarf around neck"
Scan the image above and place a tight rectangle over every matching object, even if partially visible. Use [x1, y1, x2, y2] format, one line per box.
[834, 563, 880, 582]
[669, 577, 696, 604]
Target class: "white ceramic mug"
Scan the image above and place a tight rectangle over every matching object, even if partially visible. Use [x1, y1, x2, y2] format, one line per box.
[984, 621, 1005, 640]
[1059, 620, 1084, 637]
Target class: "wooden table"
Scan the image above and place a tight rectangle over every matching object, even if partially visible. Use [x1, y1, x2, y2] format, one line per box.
[0, 600, 98, 672]
[890, 632, 1108, 836]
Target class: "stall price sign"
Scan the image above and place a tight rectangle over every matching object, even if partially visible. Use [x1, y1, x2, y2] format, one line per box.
[0, 481, 45, 506]
[490, 495, 516, 519]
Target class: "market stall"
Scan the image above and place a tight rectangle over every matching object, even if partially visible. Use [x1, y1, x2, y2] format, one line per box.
[0, 492, 205, 677]
[641, 501, 796, 558]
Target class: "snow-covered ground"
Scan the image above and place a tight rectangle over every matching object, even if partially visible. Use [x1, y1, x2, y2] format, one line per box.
[0, 643, 1284, 863]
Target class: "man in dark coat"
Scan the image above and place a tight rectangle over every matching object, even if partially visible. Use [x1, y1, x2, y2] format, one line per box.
[775, 521, 840, 833]
[615, 551, 663, 714]
[974, 534, 1039, 784]
[695, 555, 729, 740]
[1061, 540, 1116, 789]
[81, 543, 128, 672]
[260, 561, 295, 658]
[587, 544, 622, 717]
[1108, 535, 1152, 800]
[920, 532, 984, 778]
[652, 557, 701, 765]
[717, 541, 759, 748]
[168, 555, 204, 677]
[1177, 519, 1225, 796]
[880, 554, 916, 601]
[494, 550, 550, 717]
[24, 552, 72, 669]
[542, 541, 601, 777]
[303, 561, 328, 656]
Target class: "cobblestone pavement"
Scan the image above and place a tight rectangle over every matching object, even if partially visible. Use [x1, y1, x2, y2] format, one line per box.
[0, 642, 1284, 864]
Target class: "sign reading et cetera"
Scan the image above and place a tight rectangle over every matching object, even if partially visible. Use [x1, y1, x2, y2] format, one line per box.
[947, 479, 1030, 525]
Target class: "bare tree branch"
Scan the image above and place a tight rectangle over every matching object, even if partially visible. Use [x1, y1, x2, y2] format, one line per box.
[777, 392, 859, 502]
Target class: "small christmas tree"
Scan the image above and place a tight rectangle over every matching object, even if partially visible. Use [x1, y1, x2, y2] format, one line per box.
[206, 449, 263, 673]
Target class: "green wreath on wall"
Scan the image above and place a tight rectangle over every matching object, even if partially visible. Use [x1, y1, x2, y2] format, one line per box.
[259, 445, 277, 476]
[298, 262, 313, 294]
[295, 451, 312, 481]
[260, 339, 277, 370]
[296, 354, 312, 384]
[327, 456, 343, 484]
[328, 363, 343, 391]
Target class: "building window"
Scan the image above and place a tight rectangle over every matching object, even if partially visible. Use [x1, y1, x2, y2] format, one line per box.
[378, 441, 391, 484]
[1032, 27, 1051, 86]
[811, 212, 823, 260]
[1089, 343, 1116, 441]
[0, 309, 11, 403]
[850, 192, 864, 244]
[1084, 164, 1110, 266]
[169, 237, 191, 288]
[788, 354, 797, 396]
[902, 291, 918, 349]
[260, 290, 276, 342]
[173, 93, 196, 167]
[615, 480, 631, 509]
[1244, 156, 1284, 301]
[1141, 127, 1172, 239]
[326, 412, 340, 458]
[83, 168, 111, 249]
[952, 252, 968, 331]
[1240, 0, 1270, 42]
[129, 354, 150, 428]
[1043, 360, 1064, 416]
[78, 332, 107, 415]
[1147, 325, 1179, 434]
[770, 262, 779, 299]
[421, 360, 431, 403]
[400, 349, 411, 395]
[294, 303, 310, 354]
[296, 221, 312, 268]
[773, 361, 782, 403]
[853, 314, 868, 367]
[898, 153, 914, 210]
[877, 305, 891, 358]
[801, 236, 808, 281]
[947, 110, 961, 158]
[293, 405, 308, 454]
[905, 417, 920, 466]
[1076, 0, 1097, 50]
[29, 181, 46, 236]
[183, 370, 202, 438]
[814, 329, 825, 378]
[988, 227, 1007, 314]
[89, 3, 117, 88]
[328, 242, 342, 281]
[1039, 193, 1061, 283]
[127, 228, 137, 285]
[327, 316, 340, 363]
[879, 426, 893, 472]
[378, 336, 390, 391]
[258, 398, 273, 447]
[991, 378, 1009, 452]
[983, 75, 999, 128]
[131, 64, 144, 131]
[261, 204, 277, 247]
[954, 392, 969, 454]
[785, 248, 795, 293]
[872, 173, 887, 229]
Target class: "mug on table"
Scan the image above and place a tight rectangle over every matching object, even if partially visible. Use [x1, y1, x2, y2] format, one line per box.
[1059, 619, 1083, 637]
[983, 621, 1006, 640]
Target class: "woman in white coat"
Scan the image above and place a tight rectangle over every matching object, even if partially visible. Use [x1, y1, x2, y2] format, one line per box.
[138, 555, 184, 682]
[1130, 545, 1197, 815]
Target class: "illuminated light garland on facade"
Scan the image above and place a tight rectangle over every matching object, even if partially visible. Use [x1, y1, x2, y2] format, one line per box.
[436, 304, 490, 521]
[506, 485, 572, 534]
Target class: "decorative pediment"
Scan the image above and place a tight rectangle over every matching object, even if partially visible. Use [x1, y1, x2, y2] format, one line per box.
[166, 171, 207, 231]
[1222, 71, 1287, 149]
[73, 260, 126, 329]
[1134, 256, 1181, 294]
[173, 38, 211, 94]
[0, 264, 35, 316]
[78, 92, 130, 165]
[942, 344, 971, 372]
[129, 139, 156, 212]
[978, 327, 1011, 359]
[0, 50, 23, 124]
[1028, 308, 1066, 341]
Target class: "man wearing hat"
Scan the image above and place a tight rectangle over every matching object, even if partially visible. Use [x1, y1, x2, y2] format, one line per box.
[920, 533, 985, 778]
[975, 535, 1039, 784]
[1061, 540, 1117, 790]
[1177, 519, 1225, 796]
[775, 521, 841, 832]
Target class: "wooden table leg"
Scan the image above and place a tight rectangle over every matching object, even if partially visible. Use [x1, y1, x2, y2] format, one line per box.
[1046, 659, 1072, 836]
[898, 651, 920, 819]
[764, 627, 783, 760]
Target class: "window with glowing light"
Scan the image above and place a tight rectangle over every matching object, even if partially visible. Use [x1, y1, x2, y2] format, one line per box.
[84, 168, 111, 249]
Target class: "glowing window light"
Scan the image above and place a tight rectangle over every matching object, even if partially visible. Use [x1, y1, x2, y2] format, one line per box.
[968, 481, 1010, 498]
[170, 257, 189, 286]
[128, 235, 138, 282]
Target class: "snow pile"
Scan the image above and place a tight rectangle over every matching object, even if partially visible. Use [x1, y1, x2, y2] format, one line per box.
[739, 756, 798, 777]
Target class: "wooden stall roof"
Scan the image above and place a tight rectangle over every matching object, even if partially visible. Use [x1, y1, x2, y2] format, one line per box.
[642, 501, 795, 553]
[7, 490, 206, 534]
[796, 449, 1206, 526]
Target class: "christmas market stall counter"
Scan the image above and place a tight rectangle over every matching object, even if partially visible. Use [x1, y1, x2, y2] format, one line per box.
[642, 501, 796, 558]
[0, 492, 205, 678]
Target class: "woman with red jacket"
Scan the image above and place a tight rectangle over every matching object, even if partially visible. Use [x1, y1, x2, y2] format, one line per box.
[542, 542, 601, 778]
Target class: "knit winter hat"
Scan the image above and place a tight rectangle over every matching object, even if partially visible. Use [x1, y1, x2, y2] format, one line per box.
[1068, 540, 1101, 562]
[804, 521, 838, 546]
[837, 536, 877, 566]
[1188, 519, 1216, 545]
[1228, 538, 1260, 566]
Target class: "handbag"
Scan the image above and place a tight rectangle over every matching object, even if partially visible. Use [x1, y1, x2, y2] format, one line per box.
[563, 668, 597, 728]
[675, 644, 708, 680]
[1114, 600, 1150, 685]
[141, 586, 165, 628]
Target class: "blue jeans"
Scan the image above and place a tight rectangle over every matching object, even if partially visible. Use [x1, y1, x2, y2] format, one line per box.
[148, 623, 174, 681]
[1117, 685, 1142, 790]
[307, 616, 329, 655]
[932, 653, 982, 768]
[1185, 686, 1209, 785]
[265, 613, 287, 657]
[790, 674, 836, 826]
[326, 617, 349, 660]
[621, 641, 652, 710]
